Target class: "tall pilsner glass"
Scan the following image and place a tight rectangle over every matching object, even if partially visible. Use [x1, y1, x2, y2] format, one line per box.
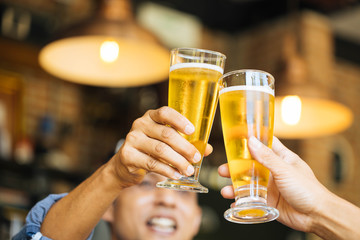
[219, 69, 279, 223]
[157, 48, 226, 193]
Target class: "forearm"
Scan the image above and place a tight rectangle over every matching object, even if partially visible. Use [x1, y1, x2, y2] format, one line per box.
[311, 190, 360, 240]
[41, 161, 123, 240]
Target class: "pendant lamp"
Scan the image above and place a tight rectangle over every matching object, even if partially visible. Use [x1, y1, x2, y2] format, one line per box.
[38, 0, 170, 87]
[274, 33, 353, 139]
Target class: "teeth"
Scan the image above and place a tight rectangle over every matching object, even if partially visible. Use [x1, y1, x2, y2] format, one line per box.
[150, 217, 175, 227]
[149, 217, 176, 233]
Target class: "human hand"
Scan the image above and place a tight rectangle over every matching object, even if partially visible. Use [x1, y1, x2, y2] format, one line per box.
[218, 136, 329, 232]
[109, 106, 213, 188]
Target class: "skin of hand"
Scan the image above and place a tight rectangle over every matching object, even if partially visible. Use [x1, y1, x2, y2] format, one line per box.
[41, 106, 212, 240]
[110, 106, 213, 188]
[218, 136, 360, 240]
[218, 136, 326, 232]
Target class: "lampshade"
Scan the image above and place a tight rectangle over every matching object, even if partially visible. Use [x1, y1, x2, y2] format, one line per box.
[274, 97, 353, 139]
[38, 0, 170, 87]
[273, 33, 353, 139]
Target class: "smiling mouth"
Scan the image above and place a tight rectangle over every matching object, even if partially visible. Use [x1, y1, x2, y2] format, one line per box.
[147, 217, 177, 234]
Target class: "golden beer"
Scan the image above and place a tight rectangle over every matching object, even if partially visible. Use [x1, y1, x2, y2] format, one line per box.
[157, 48, 226, 193]
[219, 86, 274, 196]
[169, 63, 222, 172]
[219, 70, 279, 223]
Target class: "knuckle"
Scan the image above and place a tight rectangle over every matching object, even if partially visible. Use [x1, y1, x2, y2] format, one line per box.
[260, 149, 274, 163]
[131, 117, 146, 130]
[292, 154, 303, 165]
[119, 143, 133, 160]
[292, 152, 301, 161]
[146, 158, 159, 171]
[157, 106, 170, 118]
[145, 109, 153, 115]
[126, 131, 138, 143]
[154, 142, 168, 155]
[131, 118, 141, 129]
[279, 148, 290, 158]
[161, 127, 175, 139]
[145, 110, 154, 119]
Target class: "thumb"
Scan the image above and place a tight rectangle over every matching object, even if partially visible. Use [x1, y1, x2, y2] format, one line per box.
[247, 136, 285, 176]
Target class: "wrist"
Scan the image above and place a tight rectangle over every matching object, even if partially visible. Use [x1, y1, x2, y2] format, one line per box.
[100, 160, 126, 190]
[310, 189, 360, 240]
[105, 154, 146, 189]
[310, 189, 337, 237]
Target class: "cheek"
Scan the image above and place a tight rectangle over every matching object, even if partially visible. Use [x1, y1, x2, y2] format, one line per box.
[136, 193, 154, 206]
[113, 195, 154, 238]
[115, 193, 154, 222]
[178, 200, 200, 217]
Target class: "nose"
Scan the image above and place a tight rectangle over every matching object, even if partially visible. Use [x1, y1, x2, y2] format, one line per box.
[154, 187, 177, 207]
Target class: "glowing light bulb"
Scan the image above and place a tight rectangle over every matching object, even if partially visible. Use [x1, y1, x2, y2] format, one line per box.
[100, 40, 119, 63]
[281, 95, 302, 125]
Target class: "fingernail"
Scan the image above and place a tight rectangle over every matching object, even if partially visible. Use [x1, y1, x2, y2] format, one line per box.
[184, 124, 195, 135]
[174, 172, 182, 179]
[193, 152, 201, 163]
[186, 165, 195, 175]
[249, 136, 262, 150]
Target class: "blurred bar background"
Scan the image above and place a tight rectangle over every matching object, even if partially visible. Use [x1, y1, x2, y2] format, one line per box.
[0, 0, 359, 239]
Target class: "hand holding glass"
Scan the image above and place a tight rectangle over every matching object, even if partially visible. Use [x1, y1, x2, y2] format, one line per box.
[219, 69, 279, 223]
[156, 48, 226, 193]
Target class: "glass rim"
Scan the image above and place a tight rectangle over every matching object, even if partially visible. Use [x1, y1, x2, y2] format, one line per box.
[220, 69, 274, 83]
[171, 47, 227, 60]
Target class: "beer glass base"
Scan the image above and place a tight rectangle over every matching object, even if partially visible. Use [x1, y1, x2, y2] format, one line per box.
[224, 204, 279, 224]
[156, 178, 208, 193]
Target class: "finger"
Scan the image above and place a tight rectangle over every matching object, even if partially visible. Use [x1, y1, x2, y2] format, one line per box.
[248, 136, 285, 175]
[120, 144, 183, 180]
[273, 137, 315, 177]
[272, 137, 299, 164]
[204, 144, 213, 157]
[128, 131, 195, 177]
[139, 119, 201, 164]
[218, 163, 230, 178]
[220, 185, 235, 199]
[266, 174, 280, 208]
[148, 107, 195, 135]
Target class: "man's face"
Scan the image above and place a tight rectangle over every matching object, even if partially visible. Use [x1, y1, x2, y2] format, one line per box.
[107, 173, 202, 240]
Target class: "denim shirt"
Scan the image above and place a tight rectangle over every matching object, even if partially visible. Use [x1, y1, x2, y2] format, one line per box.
[12, 193, 94, 240]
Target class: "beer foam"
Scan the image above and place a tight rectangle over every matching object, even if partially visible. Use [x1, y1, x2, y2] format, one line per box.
[170, 63, 224, 74]
[219, 85, 274, 96]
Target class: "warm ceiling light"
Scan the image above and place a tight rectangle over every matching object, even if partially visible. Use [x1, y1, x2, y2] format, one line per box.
[280, 95, 302, 125]
[38, 0, 169, 87]
[100, 40, 119, 63]
[273, 32, 353, 139]
[275, 97, 353, 139]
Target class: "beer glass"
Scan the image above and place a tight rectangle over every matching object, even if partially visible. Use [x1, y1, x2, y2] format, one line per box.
[156, 48, 226, 193]
[219, 69, 279, 223]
